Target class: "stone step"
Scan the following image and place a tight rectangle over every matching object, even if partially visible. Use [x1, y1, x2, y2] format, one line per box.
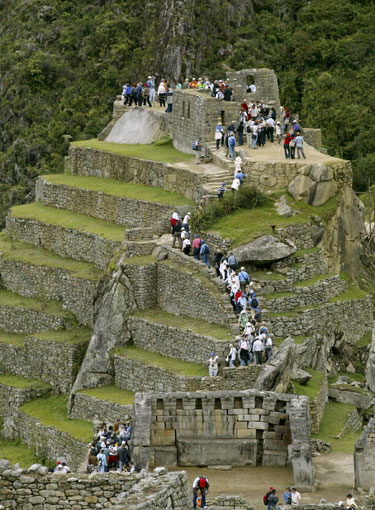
[0, 328, 91, 393]
[6, 202, 124, 270]
[0, 233, 101, 327]
[0, 289, 73, 334]
[36, 174, 191, 234]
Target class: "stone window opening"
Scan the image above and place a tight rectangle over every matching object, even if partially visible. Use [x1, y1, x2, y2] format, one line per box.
[182, 101, 185, 119]
[187, 102, 190, 120]
[156, 398, 164, 410]
[195, 398, 202, 409]
[214, 398, 222, 410]
[234, 397, 243, 409]
[176, 398, 183, 410]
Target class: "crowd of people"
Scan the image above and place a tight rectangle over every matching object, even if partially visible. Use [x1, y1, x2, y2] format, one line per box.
[86, 420, 137, 473]
[122, 76, 174, 112]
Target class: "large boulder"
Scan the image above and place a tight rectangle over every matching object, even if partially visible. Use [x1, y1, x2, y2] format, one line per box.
[105, 107, 169, 144]
[288, 164, 338, 206]
[232, 235, 296, 263]
[275, 195, 292, 217]
[288, 174, 315, 202]
[311, 180, 338, 206]
[253, 337, 296, 392]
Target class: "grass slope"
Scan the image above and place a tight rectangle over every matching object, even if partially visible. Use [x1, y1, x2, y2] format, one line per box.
[79, 386, 134, 406]
[112, 345, 208, 376]
[208, 192, 340, 247]
[20, 394, 93, 442]
[10, 202, 125, 242]
[0, 233, 102, 281]
[0, 438, 50, 469]
[132, 307, 232, 340]
[72, 138, 193, 164]
[293, 368, 325, 400]
[0, 288, 64, 316]
[31, 327, 91, 344]
[43, 173, 194, 206]
[0, 374, 50, 390]
[0, 331, 25, 346]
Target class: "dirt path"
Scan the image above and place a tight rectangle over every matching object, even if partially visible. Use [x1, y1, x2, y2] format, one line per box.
[170, 453, 354, 509]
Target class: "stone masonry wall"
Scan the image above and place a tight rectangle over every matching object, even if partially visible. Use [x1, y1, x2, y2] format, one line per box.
[308, 375, 328, 434]
[354, 417, 375, 489]
[14, 409, 89, 472]
[226, 68, 281, 109]
[272, 250, 328, 282]
[113, 355, 260, 393]
[120, 261, 157, 310]
[157, 261, 229, 325]
[0, 305, 68, 335]
[36, 177, 189, 235]
[127, 316, 229, 364]
[0, 258, 97, 326]
[0, 462, 190, 510]
[65, 146, 204, 203]
[6, 216, 121, 271]
[0, 383, 50, 421]
[69, 392, 132, 424]
[268, 295, 373, 338]
[0, 336, 88, 393]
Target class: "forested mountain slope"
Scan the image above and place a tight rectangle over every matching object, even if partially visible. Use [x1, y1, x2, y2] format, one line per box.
[1, 0, 374, 224]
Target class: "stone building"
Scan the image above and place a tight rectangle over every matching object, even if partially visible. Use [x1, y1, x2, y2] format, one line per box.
[226, 68, 281, 110]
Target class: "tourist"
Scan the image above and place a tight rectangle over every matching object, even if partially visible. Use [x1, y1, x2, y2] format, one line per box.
[283, 107, 290, 133]
[215, 122, 224, 149]
[135, 83, 143, 107]
[165, 88, 174, 113]
[207, 352, 219, 376]
[118, 441, 130, 472]
[284, 132, 291, 159]
[235, 169, 246, 185]
[246, 121, 252, 147]
[239, 309, 249, 329]
[291, 487, 301, 505]
[97, 449, 107, 473]
[236, 291, 247, 313]
[227, 252, 238, 271]
[182, 212, 191, 232]
[258, 118, 266, 147]
[250, 104, 258, 120]
[172, 220, 182, 248]
[345, 493, 357, 509]
[181, 227, 189, 242]
[295, 132, 306, 159]
[190, 78, 198, 89]
[283, 487, 292, 505]
[266, 116, 275, 142]
[252, 336, 264, 364]
[108, 443, 118, 470]
[123, 83, 131, 105]
[251, 121, 258, 149]
[213, 247, 224, 276]
[237, 120, 245, 146]
[268, 489, 279, 509]
[239, 337, 251, 366]
[147, 76, 155, 104]
[87, 449, 98, 473]
[192, 234, 201, 261]
[143, 84, 152, 107]
[244, 321, 255, 338]
[193, 475, 209, 510]
[238, 266, 250, 291]
[175, 80, 182, 90]
[230, 175, 240, 193]
[192, 137, 203, 164]
[276, 121, 282, 145]
[200, 240, 210, 268]
[292, 119, 301, 135]
[182, 237, 191, 255]
[226, 343, 237, 367]
[265, 335, 273, 360]
[289, 134, 296, 159]
[217, 182, 226, 200]
[223, 84, 233, 101]
[157, 80, 166, 107]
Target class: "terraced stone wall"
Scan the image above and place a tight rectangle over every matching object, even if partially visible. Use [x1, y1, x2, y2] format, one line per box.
[14, 409, 89, 472]
[127, 316, 229, 364]
[269, 296, 372, 338]
[66, 146, 203, 202]
[157, 262, 229, 325]
[308, 375, 328, 434]
[0, 258, 96, 326]
[0, 462, 190, 510]
[272, 250, 328, 282]
[6, 216, 120, 270]
[0, 384, 50, 421]
[120, 262, 157, 310]
[0, 336, 88, 393]
[0, 306, 67, 335]
[36, 177, 189, 235]
[277, 223, 321, 250]
[131, 390, 312, 483]
[112, 355, 260, 393]
[69, 393, 132, 424]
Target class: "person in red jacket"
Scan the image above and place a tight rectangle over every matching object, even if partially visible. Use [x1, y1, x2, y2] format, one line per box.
[284, 132, 291, 159]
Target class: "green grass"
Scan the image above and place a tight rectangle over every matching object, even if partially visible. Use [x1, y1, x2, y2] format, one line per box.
[264, 291, 293, 300]
[251, 271, 286, 281]
[121, 255, 157, 266]
[72, 138, 193, 164]
[132, 307, 232, 340]
[294, 246, 321, 257]
[20, 394, 93, 442]
[275, 335, 307, 346]
[294, 273, 334, 288]
[0, 331, 25, 346]
[207, 192, 340, 247]
[112, 345, 208, 376]
[0, 233, 102, 281]
[31, 327, 91, 344]
[268, 310, 298, 318]
[79, 386, 134, 405]
[0, 289, 64, 316]
[311, 401, 361, 453]
[43, 173, 194, 206]
[0, 374, 50, 390]
[357, 331, 372, 347]
[10, 202, 125, 242]
[329, 286, 368, 303]
[0, 438, 50, 469]
[293, 368, 325, 400]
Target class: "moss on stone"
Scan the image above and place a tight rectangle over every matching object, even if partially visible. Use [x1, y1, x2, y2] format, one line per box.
[20, 394, 93, 442]
[43, 173, 194, 206]
[31, 327, 91, 344]
[0, 374, 50, 390]
[294, 246, 321, 257]
[132, 307, 232, 340]
[10, 202, 125, 242]
[0, 289, 65, 316]
[0, 233, 103, 281]
[264, 291, 294, 300]
[329, 286, 368, 303]
[356, 331, 372, 347]
[72, 138, 193, 164]
[112, 345, 208, 377]
[78, 386, 134, 405]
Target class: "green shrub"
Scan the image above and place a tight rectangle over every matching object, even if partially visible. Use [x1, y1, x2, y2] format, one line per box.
[353, 154, 375, 192]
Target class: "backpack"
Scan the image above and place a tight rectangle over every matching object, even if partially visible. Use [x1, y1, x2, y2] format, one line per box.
[203, 244, 209, 255]
[192, 142, 198, 150]
[263, 494, 269, 505]
[251, 297, 258, 308]
[246, 125, 251, 133]
[199, 477, 207, 489]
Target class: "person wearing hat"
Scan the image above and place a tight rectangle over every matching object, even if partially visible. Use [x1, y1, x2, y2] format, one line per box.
[238, 266, 250, 291]
[292, 120, 300, 135]
[217, 182, 226, 200]
[197, 77, 204, 89]
[190, 78, 198, 89]
[283, 487, 292, 505]
[118, 441, 131, 472]
[182, 212, 191, 233]
[215, 121, 224, 149]
[207, 352, 220, 376]
[182, 236, 191, 256]
[276, 121, 282, 145]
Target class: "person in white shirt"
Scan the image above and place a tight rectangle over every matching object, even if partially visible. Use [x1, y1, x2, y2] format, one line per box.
[172, 211, 180, 221]
[346, 494, 357, 509]
[182, 212, 191, 232]
[265, 335, 273, 360]
[291, 488, 301, 505]
[266, 117, 275, 142]
[234, 156, 242, 174]
[207, 352, 219, 376]
[249, 83, 256, 94]
[182, 237, 191, 255]
[226, 344, 237, 367]
[252, 337, 264, 365]
[193, 476, 209, 510]
[275, 121, 282, 145]
[231, 177, 240, 193]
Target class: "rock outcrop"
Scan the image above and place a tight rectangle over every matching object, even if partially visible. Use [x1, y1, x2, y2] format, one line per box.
[366, 329, 375, 393]
[288, 163, 338, 206]
[232, 235, 296, 264]
[253, 337, 296, 392]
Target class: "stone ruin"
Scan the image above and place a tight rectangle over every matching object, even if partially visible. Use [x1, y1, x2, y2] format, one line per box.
[354, 417, 375, 490]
